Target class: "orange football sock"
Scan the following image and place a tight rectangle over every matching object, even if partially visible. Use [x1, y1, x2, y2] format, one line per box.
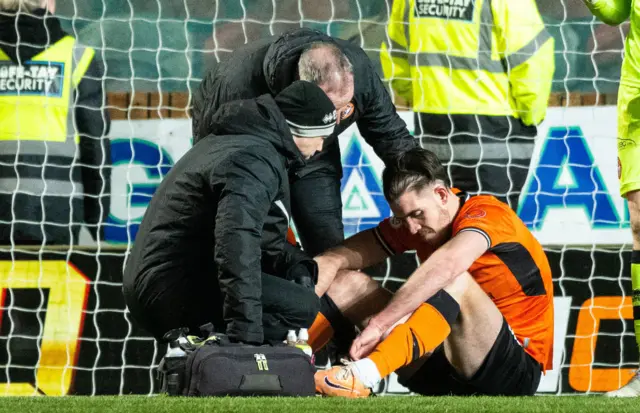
[367, 303, 452, 378]
[308, 312, 334, 352]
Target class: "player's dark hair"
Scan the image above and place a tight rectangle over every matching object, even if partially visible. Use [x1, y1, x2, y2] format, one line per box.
[298, 42, 353, 88]
[382, 148, 449, 204]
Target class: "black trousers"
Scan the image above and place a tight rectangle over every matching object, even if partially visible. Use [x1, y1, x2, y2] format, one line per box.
[441, 159, 532, 211]
[289, 141, 345, 256]
[124, 273, 319, 343]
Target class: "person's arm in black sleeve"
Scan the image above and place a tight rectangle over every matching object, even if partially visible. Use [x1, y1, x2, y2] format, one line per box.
[353, 47, 418, 165]
[258, 204, 318, 288]
[279, 242, 318, 290]
[75, 56, 111, 242]
[213, 151, 281, 344]
[262, 241, 319, 290]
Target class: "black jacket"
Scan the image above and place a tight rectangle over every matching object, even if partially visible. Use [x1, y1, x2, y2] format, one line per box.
[0, 9, 111, 245]
[123, 94, 313, 344]
[192, 28, 417, 177]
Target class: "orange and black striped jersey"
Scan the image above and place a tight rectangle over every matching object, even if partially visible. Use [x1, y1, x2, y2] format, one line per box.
[374, 192, 554, 371]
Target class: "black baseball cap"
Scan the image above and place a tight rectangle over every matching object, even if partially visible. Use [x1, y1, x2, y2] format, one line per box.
[274, 80, 337, 138]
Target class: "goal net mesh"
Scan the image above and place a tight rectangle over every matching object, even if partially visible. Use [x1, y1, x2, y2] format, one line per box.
[0, 0, 636, 396]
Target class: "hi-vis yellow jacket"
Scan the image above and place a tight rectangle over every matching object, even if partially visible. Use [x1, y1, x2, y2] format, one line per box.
[0, 36, 93, 142]
[0, 30, 110, 245]
[381, 0, 554, 127]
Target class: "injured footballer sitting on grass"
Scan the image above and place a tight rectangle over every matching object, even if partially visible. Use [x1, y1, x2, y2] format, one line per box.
[310, 147, 554, 397]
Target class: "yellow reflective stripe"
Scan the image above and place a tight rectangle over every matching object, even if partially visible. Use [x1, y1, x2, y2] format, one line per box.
[427, 141, 535, 161]
[389, 39, 409, 60]
[0, 47, 9, 60]
[72, 47, 94, 88]
[409, 52, 504, 73]
[0, 177, 83, 196]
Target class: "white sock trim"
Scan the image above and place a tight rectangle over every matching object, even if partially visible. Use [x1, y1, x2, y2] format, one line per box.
[352, 358, 382, 389]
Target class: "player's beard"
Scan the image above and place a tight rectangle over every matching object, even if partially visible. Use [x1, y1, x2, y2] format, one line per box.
[427, 205, 453, 248]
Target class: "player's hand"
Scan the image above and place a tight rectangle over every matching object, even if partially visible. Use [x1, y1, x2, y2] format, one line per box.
[349, 323, 385, 361]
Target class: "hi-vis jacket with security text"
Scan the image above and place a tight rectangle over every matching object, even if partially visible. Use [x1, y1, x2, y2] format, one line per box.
[381, 0, 554, 132]
[0, 9, 111, 245]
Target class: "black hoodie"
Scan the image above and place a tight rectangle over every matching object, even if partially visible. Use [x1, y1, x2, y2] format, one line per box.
[123, 94, 311, 344]
[191, 28, 417, 177]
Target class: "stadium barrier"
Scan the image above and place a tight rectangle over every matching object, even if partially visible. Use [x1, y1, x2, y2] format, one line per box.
[103, 91, 620, 120]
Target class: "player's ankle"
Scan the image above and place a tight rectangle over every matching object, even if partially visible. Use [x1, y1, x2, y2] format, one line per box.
[352, 358, 382, 389]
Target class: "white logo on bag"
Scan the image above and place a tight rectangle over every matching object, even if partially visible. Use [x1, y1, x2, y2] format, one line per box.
[254, 353, 269, 371]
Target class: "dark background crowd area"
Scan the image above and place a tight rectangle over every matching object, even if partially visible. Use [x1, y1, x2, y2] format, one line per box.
[51, 0, 626, 95]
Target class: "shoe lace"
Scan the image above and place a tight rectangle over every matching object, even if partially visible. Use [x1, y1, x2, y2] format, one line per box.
[336, 358, 356, 381]
[339, 357, 354, 366]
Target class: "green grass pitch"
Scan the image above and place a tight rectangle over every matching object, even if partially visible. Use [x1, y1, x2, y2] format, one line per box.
[0, 395, 637, 413]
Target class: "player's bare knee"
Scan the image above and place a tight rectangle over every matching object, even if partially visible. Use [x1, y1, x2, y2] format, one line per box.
[416, 273, 472, 332]
[325, 270, 374, 310]
[441, 271, 472, 304]
[440, 271, 503, 343]
[445, 271, 497, 311]
[326, 269, 369, 294]
[438, 271, 504, 379]
[433, 271, 475, 327]
[325, 270, 391, 326]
